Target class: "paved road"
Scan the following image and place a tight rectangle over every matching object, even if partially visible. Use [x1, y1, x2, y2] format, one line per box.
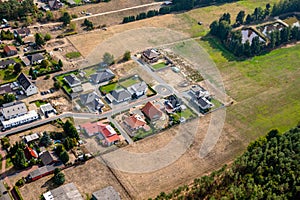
[108, 116, 133, 144]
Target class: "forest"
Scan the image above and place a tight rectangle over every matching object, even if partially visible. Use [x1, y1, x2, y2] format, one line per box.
[153, 125, 300, 199]
[0, 0, 36, 21]
[209, 0, 300, 57]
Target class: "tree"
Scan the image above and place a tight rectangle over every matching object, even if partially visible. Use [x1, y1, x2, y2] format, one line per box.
[83, 19, 94, 31]
[61, 12, 71, 26]
[13, 63, 22, 74]
[12, 148, 27, 169]
[53, 171, 65, 185]
[58, 59, 63, 68]
[63, 120, 79, 140]
[40, 60, 49, 68]
[39, 132, 52, 147]
[54, 81, 61, 89]
[16, 34, 23, 45]
[54, 144, 65, 155]
[123, 51, 131, 61]
[35, 33, 45, 46]
[69, 22, 76, 31]
[59, 150, 69, 164]
[29, 67, 33, 76]
[250, 36, 262, 55]
[44, 33, 51, 41]
[236, 11, 245, 25]
[245, 14, 252, 24]
[46, 11, 54, 21]
[102, 52, 114, 66]
[3, 93, 15, 103]
[1, 136, 10, 149]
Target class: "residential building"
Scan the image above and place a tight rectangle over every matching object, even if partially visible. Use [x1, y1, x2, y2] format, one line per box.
[48, 0, 63, 10]
[165, 95, 182, 113]
[0, 84, 12, 95]
[3, 45, 17, 56]
[80, 92, 104, 112]
[1, 101, 28, 120]
[90, 69, 115, 84]
[43, 183, 83, 200]
[124, 114, 150, 131]
[142, 49, 160, 63]
[21, 56, 31, 66]
[14, 27, 31, 38]
[1, 110, 39, 129]
[40, 151, 59, 166]
[92, 186, 121, 200]
[189, 85, 213, 112]
[17, 73, 38, 96]
[24, 132, 40, 143]
[127, 81, 148, 98]
[28, 162, 64, 181]
[27, 53, 45, 65]
[40, 103, 57, 117]
[0, 59, 16, 69]
[106, 88, 131, 103]
[80, 122, 120, 146]
[24, 146, 38, 160]
[64, 74, 81, 88]
[141, 101, 163, 121]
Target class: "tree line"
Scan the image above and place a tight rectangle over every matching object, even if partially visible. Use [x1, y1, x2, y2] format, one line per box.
[153, 125, 300, 199]
[0, 0, 36, 21]
[209, 1, 300, 57]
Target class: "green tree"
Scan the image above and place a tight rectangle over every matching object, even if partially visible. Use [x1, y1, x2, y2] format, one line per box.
[59, 150, 69, 164]
[53, 171, 65, 185]
[16, 34, 23, 45]
[39, 132, 52, 147]
[13, 63, 22, 74]
[46, 11, 54, 21]
[3, 93, 16, 103]
[61, 12, 71, 26]
[69, 22, 76, 31]
[35, 33, 45, 46]
[54, 144, 65, 155]
[123, 51, 131, 61]
[83, 19, 94, 31]
[102, 52, 114, 66]
[54, 81, 61, 89]
[1, 136, 10, 149]
[235, 11, 245, 25]
[12, 148, 27, 169]
[44, 33, 51, 41]
[40, 60, 49, 68]
[58, 59, 63, 68]
[63, 120, 79, 140]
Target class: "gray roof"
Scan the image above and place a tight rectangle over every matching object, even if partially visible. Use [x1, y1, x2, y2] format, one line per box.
[14, 27, 31, 35]
[92, 186, 121, 200]
[0, 84, 12, 95]
[143, 49, 159, 60]
[43, 183, 83, 200]
[111, 89, 131, 102]
[40, 151, 57, 166]
[40, 103, 56, 113]
[64, 74, 81, 87]
[1, 101, 28, 119]
[80, 92, 104, 111]
[0, 59, 16, 67]
[90, 69, 115, 84]
[17, 73, 33, 90]
[195, 97, 212, 110]
[127, 81, 147, 94]
[27, 53, 45, 63]
[0, 180, 11, 200]
[29, 162, 64, 179]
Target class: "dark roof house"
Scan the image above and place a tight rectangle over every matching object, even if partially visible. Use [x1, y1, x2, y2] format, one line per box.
[90, 69, 115, 84]
[142, 49, 160, 62]
[17, 73, 38, 96]
[49, 0, 63, 10]
[80, 92, 104, 112]
[40, 151, 58, 166]
[0, 59, 16, 68]
[106, 88, 131, 103]
[27, 53, 45, 65]
[64, 74, 81, 88]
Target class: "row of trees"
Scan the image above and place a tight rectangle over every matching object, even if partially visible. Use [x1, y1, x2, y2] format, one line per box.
[122, 10, 159, 24]
[154, 125, 300, 199]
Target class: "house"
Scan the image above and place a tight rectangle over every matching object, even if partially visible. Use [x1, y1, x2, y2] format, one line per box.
[3, 45, 17, 56]
[106, 88, 131, 103]
[40, 103, 57, 117]
[43, 183, 84, 200]
[1, 101, 28, 120]
[48, 0, 63, 10]
[165, 95, 181, 113]
[124, 114, 150, 131]
[190, 85, 210, 99]
[80, 92, 104, 112]
[80, 122, 120, 146]
[142, 49, 160, 63]
[0, 84, 12, 95]
[28, 162, 64, 181]
[14, 27, 31, 38]
[194, 97, 213, 111]
[141, 101, 163, 121]
[127, 81, 148, 98]
[24, 132, 40, 143]
[64, 74, 81, 88]
[0, 59, 16, 69]
[17, 73, 38, 96]
[40, 151, 59, 166]
[189, 85, 213, 112]
[90, 69, 115, 84]
[1, 110, 39, 129]
[24, 146, 38, 160]
[21, 56, 31, 66]
[27, 53, 45, 65]
[92, 186, 121, 200]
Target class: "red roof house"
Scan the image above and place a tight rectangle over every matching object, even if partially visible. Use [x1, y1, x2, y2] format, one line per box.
[141, 102, 163, 121]
[24, 146, 38, 160]
[124, 114, 150, 131]
[3, 45, 17, 56]
[80, 122, 120, 146]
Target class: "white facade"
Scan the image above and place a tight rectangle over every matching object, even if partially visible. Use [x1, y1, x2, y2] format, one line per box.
[24, 84, 38, 96]
[2, 110, 39, 129]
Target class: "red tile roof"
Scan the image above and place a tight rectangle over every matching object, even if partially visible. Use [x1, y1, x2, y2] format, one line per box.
[124, 114, 146, 129]
[141, 101, 162, 120]
[24, 146, 38, 160]
[3, 45, 17, 53]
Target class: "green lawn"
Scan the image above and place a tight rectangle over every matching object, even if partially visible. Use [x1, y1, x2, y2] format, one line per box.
[119, 77, 140, 88]
[211, 98, 223, 109]
[34, 100, 48, 107]
[0, 64, 18, 83]
[99, 82, 121, 93]
[177, 107, 195, 119]
[74, 0, 81, 4]
[152, 62, 167, 70]
[132, 128, 154, 141]
[65, 52, 81, 59]
[55, 72, 78, 94]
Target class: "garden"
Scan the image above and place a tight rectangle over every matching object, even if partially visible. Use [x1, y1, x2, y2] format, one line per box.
[151, 62, 168, 70]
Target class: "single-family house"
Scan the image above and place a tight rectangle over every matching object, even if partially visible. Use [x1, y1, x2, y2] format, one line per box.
[189, 85, 213, 112]
[17, 73, 38, 96]
[14, 27, 31, 38]
[3, 45, 17, 56]
[142, 49, 160, 63]
[40, 151, 59, 166]
[40, 103, 57, 117]
[48, 0, 63, 10]
[124, 114, 150, 131]
[106, 88, 131, 103]
[80, 92, 104, 112]
[127, 81, 148, 98]
[90, 69, 115, 84]
[0, 59, 16, 69]
[80, 122, 120, 146]
[43, 183, 83, 200]
[0, 84, 12, 95]
[1, 101, 28, 120]
[64, 74, 81, 88]
[21, 56, 31, 66]
[27, 53, 45, 65]
[92, 186, 121, 200]
[141, 101, 163, 121]
[24, 146, 38, 160]
[165, 95, 181, 113]
[194, 97, 213, 111]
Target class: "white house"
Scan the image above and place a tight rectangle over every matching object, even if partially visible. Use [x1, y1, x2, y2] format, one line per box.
[1, 110, 39, 129]
[127, 81, 148, 98]
[1, 101, 28, 120]
[17, 73, 38, 96]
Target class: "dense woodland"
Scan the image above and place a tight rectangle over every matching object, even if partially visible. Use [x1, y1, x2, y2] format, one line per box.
[0, 0, 36, 21]
[153, 125, 300, 200]
[209, 0, 300, 57]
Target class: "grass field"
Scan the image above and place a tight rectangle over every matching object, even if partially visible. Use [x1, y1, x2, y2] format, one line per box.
[34, 100, 48, 107]
[119, 76, 140, 87]
[99, 82, 121, 93]
[65, 51, 81, 59]
[152, 62, 167, 70]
